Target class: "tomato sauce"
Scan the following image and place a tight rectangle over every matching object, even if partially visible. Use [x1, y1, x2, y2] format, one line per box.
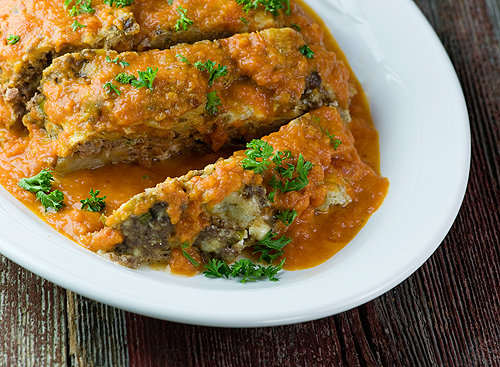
[0, 0, 388, 274]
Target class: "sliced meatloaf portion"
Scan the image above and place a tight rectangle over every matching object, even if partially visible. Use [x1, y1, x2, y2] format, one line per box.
[25, 28, 350, 173]
[124, 0, 326, 51]
[92, 106, 357, 268]
[0, 0, 139, 129]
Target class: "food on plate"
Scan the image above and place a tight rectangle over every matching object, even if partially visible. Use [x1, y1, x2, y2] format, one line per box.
[93, 107, 353, 270]
[0, 0, 321, 131]
[0, 0, 389, 282]
[0, 0, 139, 130]
[24, 28, 349, 173]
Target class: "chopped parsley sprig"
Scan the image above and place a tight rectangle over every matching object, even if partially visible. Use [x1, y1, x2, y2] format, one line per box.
[205, 91, 222, 114]
[71, 20, 86, 31]
[106, 55, 129, 68]
[241, 139, 314, 202]
[64, 0, 95, 17]
[253, 230, 291, 264]
[299, 44, 314, 59]
[80, 189, 106, 212]
[6, 35, 20, 45]
[194, 60, 228, 86]
[237, 0, 291, 16]
[174, 6, 193, 32]
[113, 67, 159, 90]
[275, 209, 298, 226]
[104, 0, 134, 7]
[18, 169, 65, 212]
[18, 169, 54, 193]
[203, 258, 285, 283]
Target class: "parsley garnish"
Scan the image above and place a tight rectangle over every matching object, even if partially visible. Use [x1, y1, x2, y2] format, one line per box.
[203, 258, 285, 283]
[80, 189, 106, 212]
[103, 82, 121, 95]
[275, 209, 298, 226]
[106, 56, 129, 68]
[113, 67, 158, 90]
[71, 20, 86, 31]
[206, 91, 222, 114]
[18, 169, 54, 193]
[168, 0, 174, 4]
[241, 140, 314, 202]
[18, 169, 65, 212]
[115, 73, 136, 84]
[299, 45, 314, 59]
[176, 54, 190, 65]
[174, 6, 193, 32]
[194, 60, 228, 86]
[181, 243, 201, 267]
[104, 0, 134, 7]
[290, 23, 301, 32]
[252, 230, 291, 264]
[241, 17, 249, 24]
[131, 67, 158, 89]
[236, 0, 291, 16]
[319, 126, 342, 150]
[37, 190, 65, 212]
[241, 140, 274, 174]
[268, 153, 313, 202]
[64, 0, 95, 16]
[6, 35, 20, 45]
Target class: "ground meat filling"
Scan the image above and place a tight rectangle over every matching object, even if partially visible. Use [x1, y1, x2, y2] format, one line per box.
[112, 202, 175, 266]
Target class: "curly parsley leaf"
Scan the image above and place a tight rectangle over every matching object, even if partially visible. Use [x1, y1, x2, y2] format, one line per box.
[18, 169, 54, 193]
[114, 67, 158, 90]
[65, 0, 95, 16]
[275, 209, 298, 226]
[176, 54, 191, 65]
[37, 190, 65, 212]
[174, 6, 193, 32]
[103, 82, 121, 95]
[115, 72, 136, 84]
[131, 67, 158, 90]
[106, 56, 129, 68]
[104, 0, 134, 8]
[205, 91, 222, 114]
[237, 0, 291, 16]
[203, 258, 231, 279]
[80, 189, 106, 212]
[319, 126, 342, 150]
[241, 139, 274, 174]
[252, 230, 292, 264]
[290, 23, 301, 32]
[71, 20, 86, 31]
[6, 35, 20, 45]
[299, 44, 314, 59]
[194, 60, 228, 87]
[203, 258, 285, 283]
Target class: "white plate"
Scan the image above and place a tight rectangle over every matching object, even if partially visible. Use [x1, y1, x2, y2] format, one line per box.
[0, 0, 470, 327]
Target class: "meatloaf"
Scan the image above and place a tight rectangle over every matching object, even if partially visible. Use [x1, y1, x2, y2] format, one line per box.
[0, 0, 322, 130]
[0, 0, 139, 129]
[125, 0, 325, 51]
[90, 106, 357, 268]
[25, 28, 350, 173]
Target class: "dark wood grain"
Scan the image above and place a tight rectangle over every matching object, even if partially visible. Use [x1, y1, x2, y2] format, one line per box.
[1, 0, 499, 366]
[0, 255, 67, 367]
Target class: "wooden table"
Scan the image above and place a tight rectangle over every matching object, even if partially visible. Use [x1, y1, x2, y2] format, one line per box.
[1, 0, 499, 365]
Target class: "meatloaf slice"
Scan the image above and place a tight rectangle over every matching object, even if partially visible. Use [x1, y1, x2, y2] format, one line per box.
[25, 28, 350, 173]
[92, 106, 356, 268]
[124, 0, 325, 51]
[0, 0, 139, 130]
